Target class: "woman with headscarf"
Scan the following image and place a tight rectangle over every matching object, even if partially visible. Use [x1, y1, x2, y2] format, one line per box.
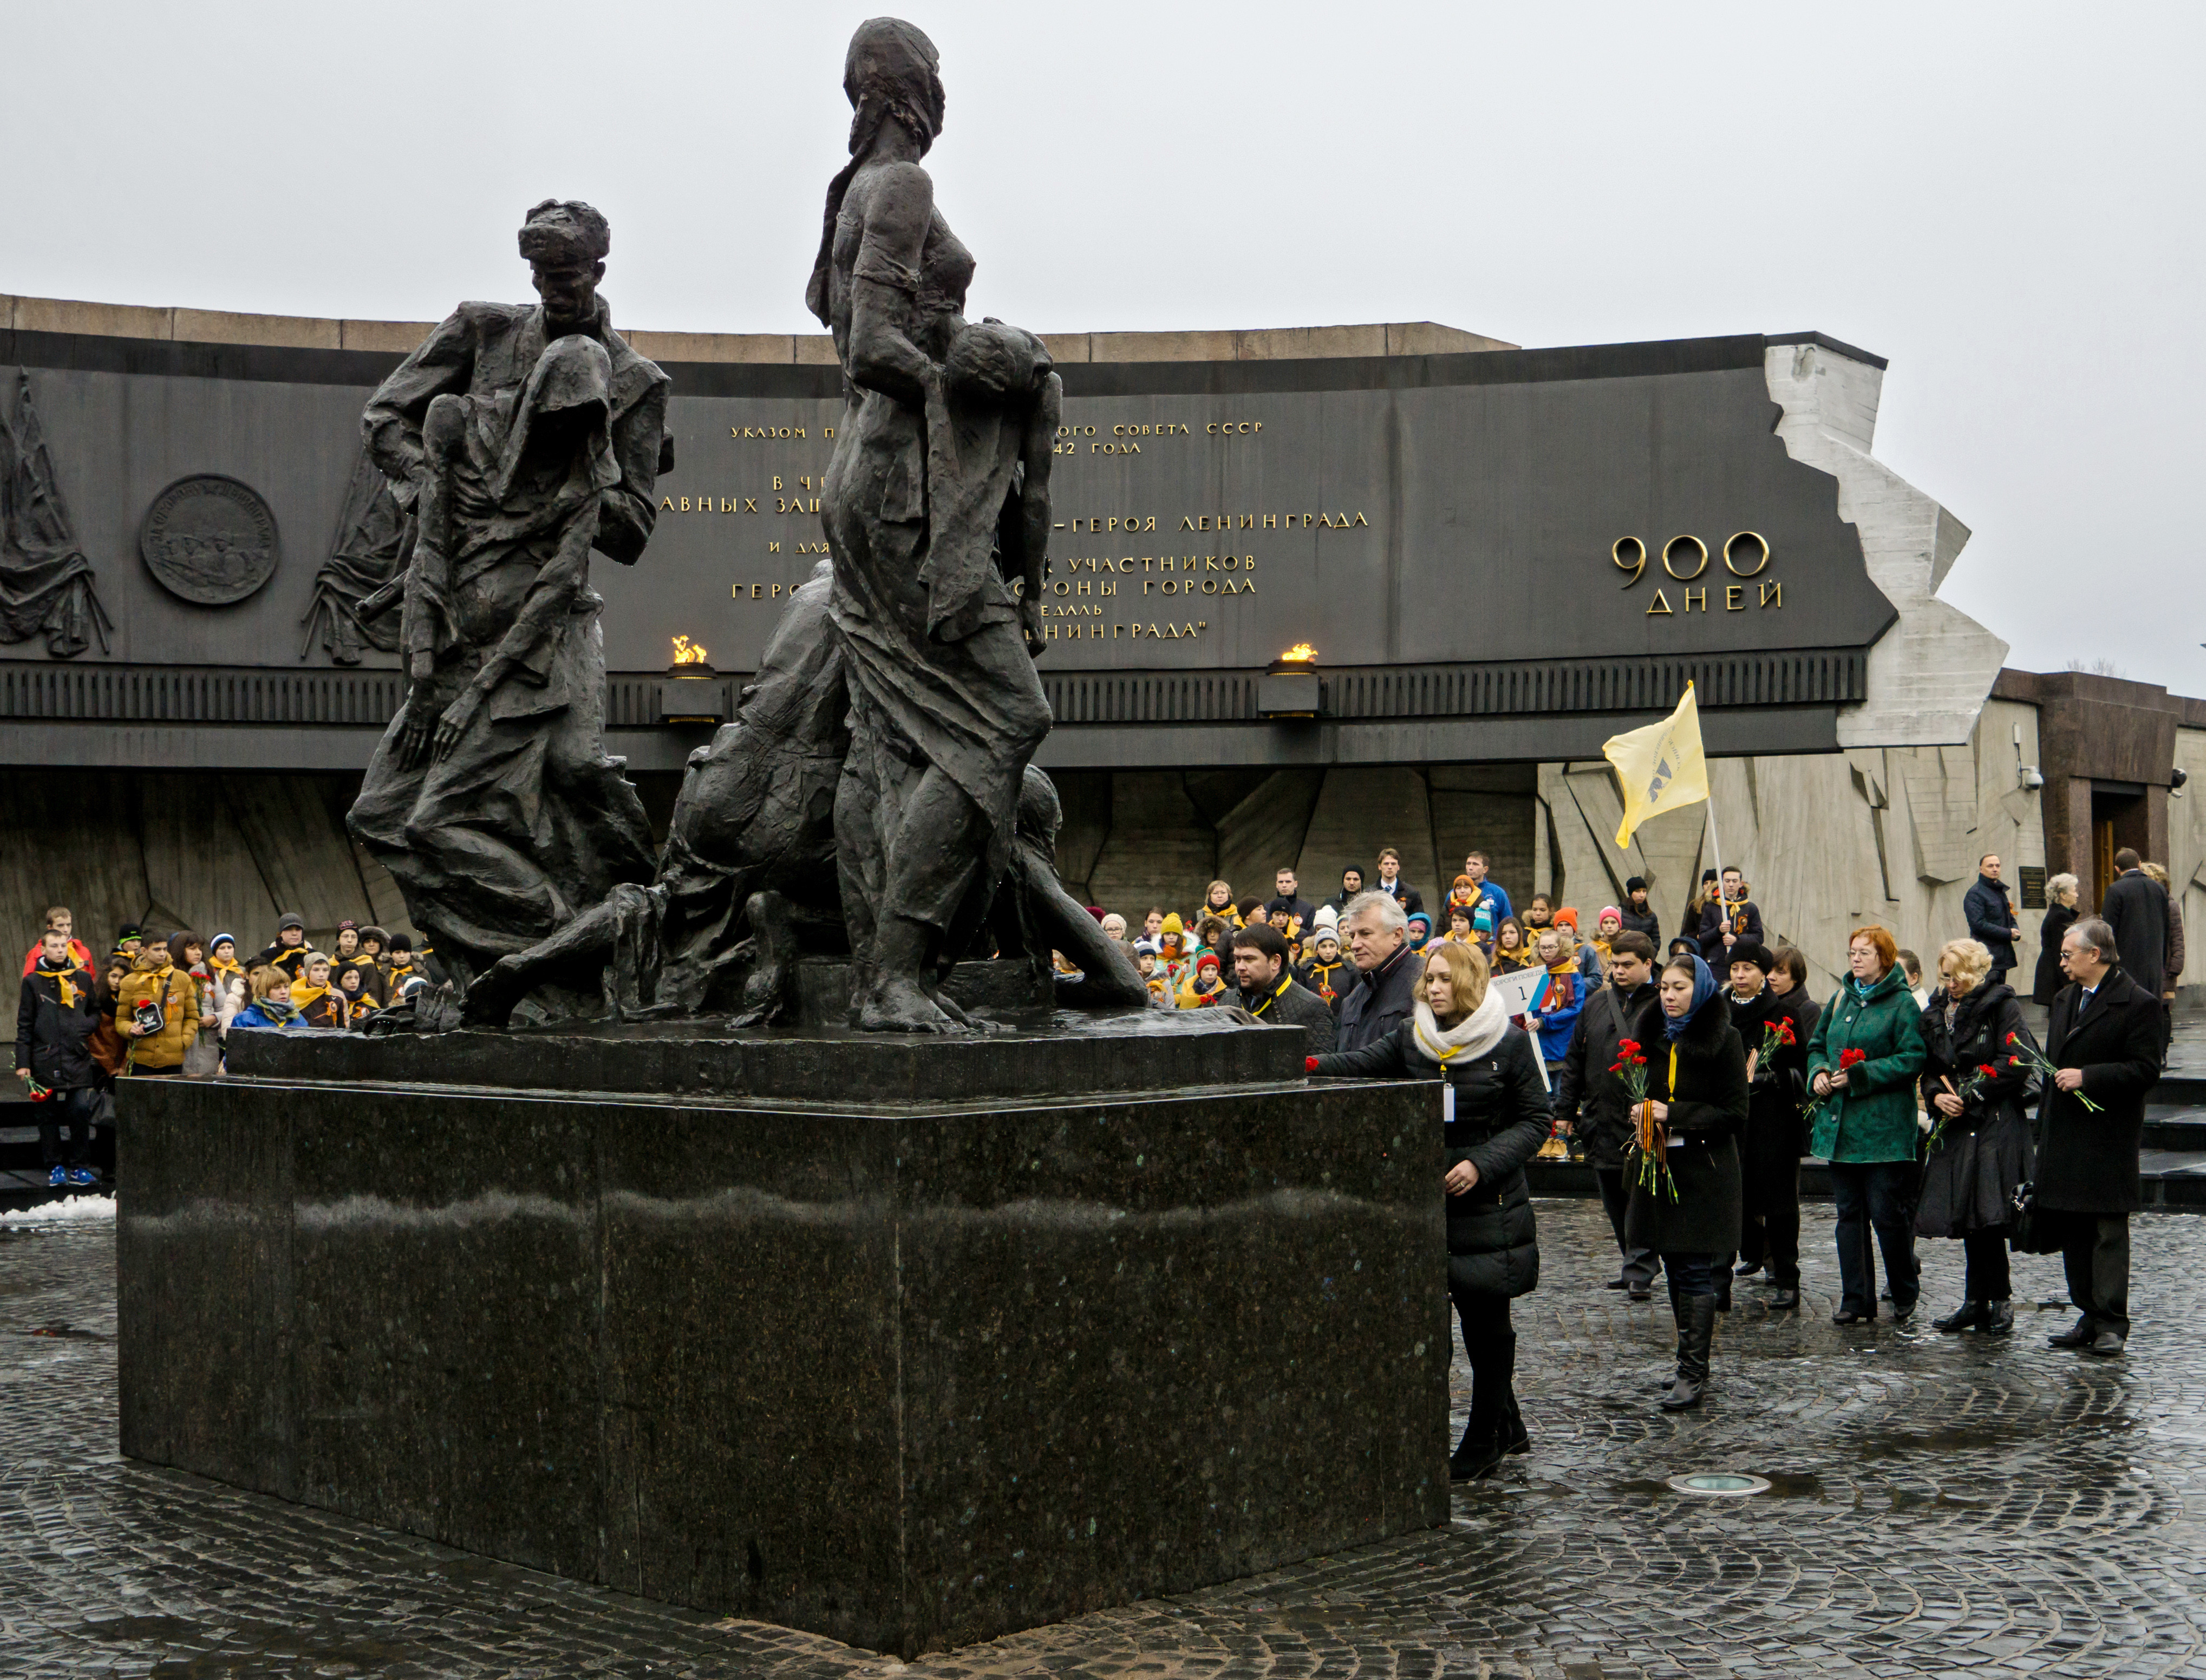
[1625, 950, 1748, 1411]
[808, 18, 1060, 1035]
[1313, 939, 1551, 1480]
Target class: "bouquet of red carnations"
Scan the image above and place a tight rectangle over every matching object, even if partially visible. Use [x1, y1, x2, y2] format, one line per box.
[1926, 1061, 1998, 1153]
[1612, 1038, 1676, 1200]
[1802, 1045, 1866, 1126]
[2006, 1029, 2099, 1112]
[1754, 1014, 1796, 1082]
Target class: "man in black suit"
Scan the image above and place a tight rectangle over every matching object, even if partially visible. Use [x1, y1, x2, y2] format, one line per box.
[2039, 916, 2163, 1357]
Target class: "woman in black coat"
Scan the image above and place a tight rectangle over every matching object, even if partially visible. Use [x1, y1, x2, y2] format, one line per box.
[1624, 951, 1748, 1411]
[1315, 938, 1551, 1481]
[2033, 874, 2079, 1006]
[1916, 939, 2035, 1333]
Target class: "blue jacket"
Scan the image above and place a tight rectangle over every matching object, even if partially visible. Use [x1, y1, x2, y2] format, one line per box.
[229, 1004, 296, 1031]
[1963, 874, 2019, 969]
[1533, 967, 1584, 1062]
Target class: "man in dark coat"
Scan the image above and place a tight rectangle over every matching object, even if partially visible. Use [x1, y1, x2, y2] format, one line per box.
[1725, 942, 1809, 1307]
[1964, 853, 2022, 986]
[1556, 930, 1661, 1297]
[2038, 916, 2162, 1357]
[1695, 866, 1763, 968]
[1335, 891, 1419, 1053]
[1619, 876, 1662, 945]
[1231, 922, 1334, 1055]
[1262, 868, 1315, 933]
[2100, 849, 2168, 1004]
[14, 927, 102, 1187]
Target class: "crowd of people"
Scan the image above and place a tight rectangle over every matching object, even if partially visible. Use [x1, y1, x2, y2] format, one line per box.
[13, 846, 2183, 1454]
[12, 906, 441, 1187]
[1089, 844, 2175, 1482]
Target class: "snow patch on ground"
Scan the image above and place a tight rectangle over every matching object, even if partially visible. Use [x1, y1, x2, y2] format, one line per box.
[1, 1194, 116, 1226]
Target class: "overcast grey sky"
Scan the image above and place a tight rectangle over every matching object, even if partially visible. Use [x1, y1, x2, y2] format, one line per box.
[10, 2, 2200, 688]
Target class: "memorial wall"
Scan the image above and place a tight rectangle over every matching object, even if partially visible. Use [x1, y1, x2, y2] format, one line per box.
[0, 297, 2061, 986]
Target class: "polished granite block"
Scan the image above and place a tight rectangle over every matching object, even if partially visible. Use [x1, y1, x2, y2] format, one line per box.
[224, 1003, 1304, 1102]
[118, 1066, 1445, 1655]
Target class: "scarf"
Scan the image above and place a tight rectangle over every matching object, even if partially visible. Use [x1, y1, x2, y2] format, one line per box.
[36, 956, 82, 1011]
[252, 996, 302, 1026]
[1411, 987, 1510, 1066]
[1662, 951, 1720, 1040]
[289, 982, 331, 1013]
[1246, 971, 1294, 1018]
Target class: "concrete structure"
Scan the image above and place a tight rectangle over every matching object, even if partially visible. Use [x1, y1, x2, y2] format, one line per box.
[6, 291, 2143, 992]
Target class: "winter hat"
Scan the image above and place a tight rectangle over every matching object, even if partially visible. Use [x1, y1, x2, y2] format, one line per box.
[337, 918, 360, 934]
[361, 926, 389, 947]
[1626, 875, 1648, 894]
[1316, 929, 1340, 950]
[210, 933, 236, 954]
[1728, 940, 1775, 972]
[1313, 903, 1339, 932]
[1196, 952, 1221, 973]
[1160, 912, 1184, 937]
[1086, 906, 1107, 923]
[1133, 937, 1161, 958]
[1701, 868, 1719, 884]
[1554, 907, 1580, 930]
[277, 913, 305, 933]
[1597, 906, 1621, 927]
[387, 932, 414, 955]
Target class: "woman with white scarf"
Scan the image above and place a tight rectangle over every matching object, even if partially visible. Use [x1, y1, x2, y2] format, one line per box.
[1314, 938, 1552, 1482]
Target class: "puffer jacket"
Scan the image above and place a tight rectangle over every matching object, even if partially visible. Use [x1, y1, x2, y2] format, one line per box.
[114, 952, 203, 1071]
[15, 959, 100, 1089]
[1316, 1012, 1552, 1298]
[1805, 965, 1928, 1163]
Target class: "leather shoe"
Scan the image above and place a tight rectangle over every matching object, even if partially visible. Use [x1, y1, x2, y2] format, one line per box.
[1627, 1284, 1653, 1302]
[1603, 1278, 1629, 1291]
[1831, 1308, 1870, 1325]
[1768, 1289, 1799, 1310]
[1981, 1300, 2014, 1335]
[2047, 1318, 2094, 1349]
[1734, 1260, 1763, 1277]
[2088, 1331, 2126, 1357]
[1933, 1300, 1983, 1333]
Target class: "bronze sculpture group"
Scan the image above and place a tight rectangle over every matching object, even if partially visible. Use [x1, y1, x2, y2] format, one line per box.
[349, 21, 1144, 1032]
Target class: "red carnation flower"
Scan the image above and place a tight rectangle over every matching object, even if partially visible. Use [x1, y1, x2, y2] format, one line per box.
[1839, 1048, 1867, 1068]
[1977, 1063, 1997, 1078]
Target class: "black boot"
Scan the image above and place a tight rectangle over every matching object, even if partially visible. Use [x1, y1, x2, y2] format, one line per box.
[1491, 1331, 1529, 1457]
[1933, 1299, 1985, 1333]
[1981, 1299, 2014, 1336]
[1651, 1276, 1686, 1394]
[1450, 1345, 1507, 1481]
[1661, 1294, 1718, 1411]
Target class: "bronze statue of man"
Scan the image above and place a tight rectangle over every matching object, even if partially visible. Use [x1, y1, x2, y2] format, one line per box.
[347, 200, 669, 990]
[811, 18, 1062, 1034]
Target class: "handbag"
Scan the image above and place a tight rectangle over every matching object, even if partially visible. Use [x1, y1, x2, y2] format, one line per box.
[2008, 1180, 2063, 1254]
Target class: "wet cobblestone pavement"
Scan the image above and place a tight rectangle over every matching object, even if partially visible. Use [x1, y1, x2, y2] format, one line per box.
[7, 1201, 2205, 1678]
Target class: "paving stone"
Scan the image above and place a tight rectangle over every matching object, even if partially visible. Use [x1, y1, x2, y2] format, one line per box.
[5, 1202, 2206, 1676]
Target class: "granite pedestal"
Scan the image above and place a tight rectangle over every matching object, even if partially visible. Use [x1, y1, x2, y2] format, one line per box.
[118, 1012, 1447, 1656]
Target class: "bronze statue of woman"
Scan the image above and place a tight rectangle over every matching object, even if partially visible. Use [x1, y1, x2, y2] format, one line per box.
[808, 18, 1061, 1034]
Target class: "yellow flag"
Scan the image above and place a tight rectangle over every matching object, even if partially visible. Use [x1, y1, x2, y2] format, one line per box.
[1603, 683, 1711, 848]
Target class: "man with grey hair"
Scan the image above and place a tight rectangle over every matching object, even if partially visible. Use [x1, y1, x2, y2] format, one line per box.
[1335, 889, 1418, 1053]
[2038, 914, 2162, 1357]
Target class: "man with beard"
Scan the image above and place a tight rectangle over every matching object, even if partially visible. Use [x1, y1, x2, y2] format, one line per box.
[1231, 921, 1334, 1055]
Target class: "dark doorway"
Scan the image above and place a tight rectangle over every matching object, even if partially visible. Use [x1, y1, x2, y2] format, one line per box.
[2090, 782, 2149, 911]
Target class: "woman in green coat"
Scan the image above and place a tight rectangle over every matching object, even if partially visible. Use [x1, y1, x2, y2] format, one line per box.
[1805, 925, 1928, 1324]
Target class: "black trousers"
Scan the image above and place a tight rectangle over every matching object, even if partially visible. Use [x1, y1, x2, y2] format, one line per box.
[2060, 1213, 2130, 1338]
[1592, 1166, 1660, 1285]
[36, 1086, 97, 1168]
[1448, 1282, 1518, 1435]
[1961, 1229, 2011, 1300]
[1830, 1161, 1920, 1316]
[1738, 1127, 1802, 1289]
